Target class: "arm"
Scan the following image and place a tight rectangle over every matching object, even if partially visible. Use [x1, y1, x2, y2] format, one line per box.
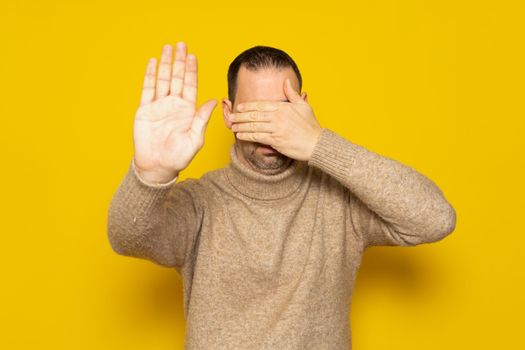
[107, 158, 203, 267]
[308, 128, 456, 248]
[107, 42, 216, 267]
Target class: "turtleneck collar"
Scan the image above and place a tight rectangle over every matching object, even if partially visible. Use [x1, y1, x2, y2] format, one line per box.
[224, 143, 309, 200]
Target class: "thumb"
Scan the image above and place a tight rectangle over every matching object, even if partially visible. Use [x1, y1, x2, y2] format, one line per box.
[191, 98, 218, 144]
[284, 78, 303, 104]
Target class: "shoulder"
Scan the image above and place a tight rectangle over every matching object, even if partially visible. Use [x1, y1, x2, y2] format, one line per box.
[171, 167, 228, 205]
[307, 163, 348, 196]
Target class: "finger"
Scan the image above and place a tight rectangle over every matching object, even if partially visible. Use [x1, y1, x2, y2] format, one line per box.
[140, 58, 157, 107]
[232, 121, 273, 133]
[237, 101, 283, 112]
[182, 53, 197, 104]
[284, 78, 304, 103]
[191, 99, 218, 146]
[170, 41, 187, 97]
[155, 44, 173, 99]
[235, 132, 272, 144]
[229, 111, 272, 123]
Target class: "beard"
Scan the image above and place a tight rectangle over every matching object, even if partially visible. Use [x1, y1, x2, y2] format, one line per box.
[241, 142, 293, 173]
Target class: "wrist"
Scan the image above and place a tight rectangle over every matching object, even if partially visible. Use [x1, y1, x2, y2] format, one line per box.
[131, 159, 179, 186]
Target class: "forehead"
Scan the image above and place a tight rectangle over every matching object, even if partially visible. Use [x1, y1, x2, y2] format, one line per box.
[235, 66, 299, 104]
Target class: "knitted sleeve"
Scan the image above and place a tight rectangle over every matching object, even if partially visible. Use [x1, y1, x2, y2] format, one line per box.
[107, 158, 203, 268]
[308, 128, 456, 249]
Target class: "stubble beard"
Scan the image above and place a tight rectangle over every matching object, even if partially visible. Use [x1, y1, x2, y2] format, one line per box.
[239, 143, 293, 175]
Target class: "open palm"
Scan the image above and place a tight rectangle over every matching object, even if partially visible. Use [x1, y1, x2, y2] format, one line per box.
[133, 42, 217, 183]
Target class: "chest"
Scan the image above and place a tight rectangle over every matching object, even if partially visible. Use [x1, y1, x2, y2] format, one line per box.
[195, 185, 362, 289]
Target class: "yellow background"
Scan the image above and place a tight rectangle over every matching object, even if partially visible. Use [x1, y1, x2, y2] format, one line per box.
[2, 0, 523, 348]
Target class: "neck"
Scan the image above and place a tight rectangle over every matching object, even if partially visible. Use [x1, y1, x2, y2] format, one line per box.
[225, 143, 309, 200]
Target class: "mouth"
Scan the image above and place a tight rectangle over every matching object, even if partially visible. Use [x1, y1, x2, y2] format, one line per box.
[257, 144, 277, 154]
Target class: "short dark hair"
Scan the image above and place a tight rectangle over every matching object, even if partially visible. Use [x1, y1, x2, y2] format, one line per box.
[227, 45, 302, 105]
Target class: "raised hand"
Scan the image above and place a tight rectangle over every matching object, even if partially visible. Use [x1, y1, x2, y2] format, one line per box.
[133, 42, 217, 184]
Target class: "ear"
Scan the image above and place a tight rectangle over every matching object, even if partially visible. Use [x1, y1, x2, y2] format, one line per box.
[301, 91, 308, 103]
[222, 98, 233, 129]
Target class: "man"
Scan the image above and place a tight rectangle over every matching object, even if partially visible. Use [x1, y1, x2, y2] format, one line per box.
[107, 41, 456, 349]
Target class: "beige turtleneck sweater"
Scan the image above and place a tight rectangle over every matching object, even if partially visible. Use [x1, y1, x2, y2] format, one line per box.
[107, 128, 456, 349]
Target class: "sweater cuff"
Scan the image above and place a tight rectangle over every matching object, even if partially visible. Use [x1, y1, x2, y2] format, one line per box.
[117, 159, 177, 214]
[307, 128, 360, 184]
[131, 158, 178, 188]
